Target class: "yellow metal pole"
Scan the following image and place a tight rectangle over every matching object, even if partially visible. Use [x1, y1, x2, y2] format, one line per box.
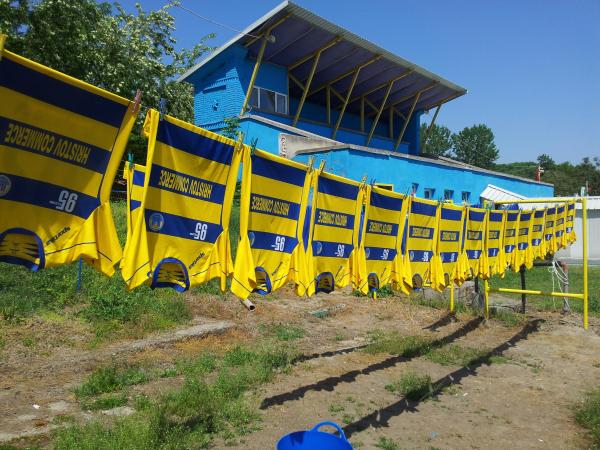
[484, 279, 490, 320]
[332, 67, 362, 139]
[0, 34, 6, 58]
[394, 91, 421, 150]
[582, 197, 589, 329]
[240, 37, 268, 114]
[488, 288, 584, 299]
[288, 37, 341, 70]
[421, 104, 442, 154]
[243, 14, 290, 48]
[366, 80, 395, 146]
[292, 51, 322, 126]
[450, 283, 455, 314]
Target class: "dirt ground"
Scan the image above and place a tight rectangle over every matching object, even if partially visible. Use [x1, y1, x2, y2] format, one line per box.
[1, 288, 599, 449]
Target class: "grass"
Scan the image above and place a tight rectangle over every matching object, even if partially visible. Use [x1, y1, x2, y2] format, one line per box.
[75, 364, 149, 398]
[385, 370, 433, 401]
[490, 265, 600, 316]
[425, 344, 488, 366]
[55, 341, 298, 449]
[81, 393, 128, 411]
[574, 388, 600, 448]
[364, 331, 431, 356]
[375, 436, 401, 450]
[260, 323, 306, 341]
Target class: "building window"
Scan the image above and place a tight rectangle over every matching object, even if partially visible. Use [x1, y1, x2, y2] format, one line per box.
[250, 86, 288, 114]
[462, 191, 471, 203]
[423, 188, 435, 200]
[374, 183, 394, 191]
[444, 189, 454, 201]
[411, 183, 419, 195]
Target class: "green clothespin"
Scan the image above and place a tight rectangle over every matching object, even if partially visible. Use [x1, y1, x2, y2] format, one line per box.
[158, 98, 167, 121]
[127, 152, 134, 171]
[250, 137, 258, 156]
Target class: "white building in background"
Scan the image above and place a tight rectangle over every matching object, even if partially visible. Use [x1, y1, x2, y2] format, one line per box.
[556, 197, 600, 265]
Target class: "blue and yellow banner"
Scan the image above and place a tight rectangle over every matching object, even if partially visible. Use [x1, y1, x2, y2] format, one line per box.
[463, 207, 488, 279]
[485, 210, 506, 277]
[564, 201, 576, 247]
[0, 48, 137, 275]
[123, 162, 145, 252]
[405, 198, 439, 289]
[436, 203, 465, 287]
[516, 210, 534, 269]
[530, 208, 546, 261]
[121, 110, 241, 292]
[504, 210, 520, 270]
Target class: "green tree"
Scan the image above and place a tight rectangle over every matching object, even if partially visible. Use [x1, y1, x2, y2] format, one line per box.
[420, 123, 453, 157]
[0, 0, 214, 161]
[537, 153, 556, 170]
[452, 124, 499, 169]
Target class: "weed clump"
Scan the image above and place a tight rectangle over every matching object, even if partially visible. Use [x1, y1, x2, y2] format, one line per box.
[575, 388, 600, 447]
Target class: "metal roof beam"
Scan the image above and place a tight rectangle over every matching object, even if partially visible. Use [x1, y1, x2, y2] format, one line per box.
[394, 91, 422, 150]
[421, 104, 442, 154]
[266, 26, 316, 60]
[288, 37, 342, 71]
[347, 69, 414, 105]
[244, 13, 291, 48]
[366, 79, 395, 146]
[308, 55, 382, 96]
[332, 66, 363, 139]
[292, 49, 323, 126]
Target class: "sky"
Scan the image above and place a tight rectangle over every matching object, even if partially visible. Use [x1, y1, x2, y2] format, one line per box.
[117, 0, 600, 164]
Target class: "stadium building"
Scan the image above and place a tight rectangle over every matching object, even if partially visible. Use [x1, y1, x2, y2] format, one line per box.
[179, 1, 553, 203]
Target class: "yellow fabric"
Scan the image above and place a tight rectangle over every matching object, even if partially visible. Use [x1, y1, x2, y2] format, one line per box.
[555, 203, 567, 250]
[231, 148, 311, 299]
[405, 198, 439, 289]
[486, 210, 506, 277]
[0, 49, 136, 275]
[564, 201, 576, 246]
[355, 185, 408, 295]
[530, 208, 546, 261]
[517, 210, 534, 269]
[123, 162, 146, 252]
[504, 210, 520, 271]
[463, 207, 487, 279]
[436, 203, 466, 287]
[121, 110, 241, 292]
[544, 206, 558, 255]
[304, 170, 364, 295]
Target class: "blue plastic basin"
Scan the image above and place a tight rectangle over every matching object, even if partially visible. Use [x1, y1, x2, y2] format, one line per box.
[277, 421, 353, 450]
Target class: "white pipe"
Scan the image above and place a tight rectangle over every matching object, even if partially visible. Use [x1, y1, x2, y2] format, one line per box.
[240, 298, 255, 311]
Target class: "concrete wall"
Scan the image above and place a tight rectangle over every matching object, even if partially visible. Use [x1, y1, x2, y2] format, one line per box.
[557, 204, 600, 264]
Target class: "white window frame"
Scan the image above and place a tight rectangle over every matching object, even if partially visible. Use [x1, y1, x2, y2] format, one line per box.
[462, 191, 471, 203]
[250, 86, 288, 115]
[444, 189, 454, 201]
[423, 188, 435, 200]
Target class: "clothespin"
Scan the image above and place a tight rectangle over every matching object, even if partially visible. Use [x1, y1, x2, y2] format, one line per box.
[158, 98, 167, 121]
[307, 156, 315, 172]
[235, 131, 245, 152]
[318, 160, 326, 173]
[0, 34, 6, 61]
[370, 178, 377, 187]
[127, 152, 134, 171]
[130, 89, 142, 115]
[360, 174, 368, 188]
[249, 137, 258, 156]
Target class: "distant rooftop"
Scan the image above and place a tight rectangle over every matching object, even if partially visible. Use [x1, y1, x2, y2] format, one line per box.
[180, 1, 467, 116]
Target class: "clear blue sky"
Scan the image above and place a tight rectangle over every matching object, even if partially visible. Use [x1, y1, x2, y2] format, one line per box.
[119, 0, 600, 164]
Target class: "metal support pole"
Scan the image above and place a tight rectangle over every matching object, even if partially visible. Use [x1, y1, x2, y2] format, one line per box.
[582, 197, 589, 329]
[519, 264, 527, 313]
[366, 80, 395, 146]
[450, 282, 455, 314]
[394, 91, 421, 150]
[292, 50, 322, 126]
[240, 37, 268, 114]
[332, 67, 362, 139]
[484, 279, 490, 320]
[421, 104, 441, 154]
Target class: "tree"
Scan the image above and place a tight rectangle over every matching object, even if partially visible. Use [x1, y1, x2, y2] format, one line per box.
[537, 153, 556, 170]
[0, 0, 215, 161]
[452, 124, 499, 169]
[420, 123, 453, 158]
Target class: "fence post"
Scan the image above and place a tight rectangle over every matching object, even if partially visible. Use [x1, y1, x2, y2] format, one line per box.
[519, 265, 527, 313]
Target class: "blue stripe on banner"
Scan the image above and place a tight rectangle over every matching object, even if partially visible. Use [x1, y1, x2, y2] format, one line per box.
[252, 154, 306, 187]
[130, 199, 141, 211]
[555, 230, 564, 237]
[544, 234, 552, 241]
[370, 191, 403, 211]
[466, 249, 482, 260]
[315, 208, 355, 230]
[411, 201, 437, 217]
[312, 240, 354, 258]
[365, 246, 397, 261]
[506, 212, 519, 222]
[365, 219, 398, 236]
[441, 207, 462, 221]
[505, 245, 515, 253]
[469, 210, 486, 222]
[409, 225, 434, 240]
[408, 249, 433, 262]
[250, 193, 300, 220]
[0, 58, 126, 128]
[520, 213, 531, 221]
[148, 165, 226, 205]
[156, 120, 233, 166]
[0, 172, 99, 219]
[488, 247, 499, 257]
[317, 176, 359, 201]
[489, 211, 503, 222]
[133, 170, 145, 186]
[518, 243, 528, 250]
[248, 230, 298, 254]
[568, 203, 575, 211]
[534, 210, 545, 218]
[547, 207, 556, 215]
[532, 239, 541, 246]
[440, 251, 459, 263]
[557, 206, 565, 214]
[0, 117, 112, 173]
[144, 209, 222, 243]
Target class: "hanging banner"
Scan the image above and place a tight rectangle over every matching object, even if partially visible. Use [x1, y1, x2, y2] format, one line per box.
[0, 48, 137, 275]
[530, 208, 546, 261]
[231, 148, 312, 299]
[305, 170, 363, 295]
[121, 110, 241, 292]
[436, 203, 466, 287]
[504, 210, 520, 270]
[123, 162, 146, 251]
[517, 209, 534, 269]
[463, 207, 488, 279]
[544, 206, 558, 255]
[405, 198, 439, 289]
[554, 204, 567, 250]
[485, 210, 506, 277]
[355, 185, 408, 295]
[564, 201, 576, 246]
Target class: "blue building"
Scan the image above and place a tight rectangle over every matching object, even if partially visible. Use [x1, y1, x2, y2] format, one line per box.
[179, 1, 553, 203]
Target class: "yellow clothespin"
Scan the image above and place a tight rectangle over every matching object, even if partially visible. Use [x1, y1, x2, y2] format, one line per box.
[0, 34, 7, 61]
[318, 160, 326, 174]
[307, 156, 315, 172]
[130, 89, 142, 115]
[235, 131, 246, 152]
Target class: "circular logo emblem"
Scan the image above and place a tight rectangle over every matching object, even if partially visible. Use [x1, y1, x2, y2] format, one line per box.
[365, 248, 371, 259]
[148, 213, 165, 232]
[409, 251, 414, 261]
[0, 174, 12, 197]
[248, 231, 255, 246]
[315, 241, 323, 255]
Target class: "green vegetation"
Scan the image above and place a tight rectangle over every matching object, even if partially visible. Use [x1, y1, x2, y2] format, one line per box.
[75, 364, 149, 398]
[56, 342, 298, 448]
[385, 371, 432, 401]
[490, 308, 526, 327]
[375, 436, 401, 450]
[490, 265, 600, 316]
[261, 323, 306, 341]
[364, 331, 431, 356]
[81, 393, 128, 411]
[425, 344, 488, 367]
[575, 389, 600, 448]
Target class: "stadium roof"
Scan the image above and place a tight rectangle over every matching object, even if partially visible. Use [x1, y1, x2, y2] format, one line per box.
[180, 1, 467, 116]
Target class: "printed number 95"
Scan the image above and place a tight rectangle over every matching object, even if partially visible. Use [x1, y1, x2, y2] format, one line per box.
[381, 249, 389, 260]
[334, 244, 345, 258]
[274, 236, 286, 251]
[55, 190, 78, 213]
[192, 222, 208, 240]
